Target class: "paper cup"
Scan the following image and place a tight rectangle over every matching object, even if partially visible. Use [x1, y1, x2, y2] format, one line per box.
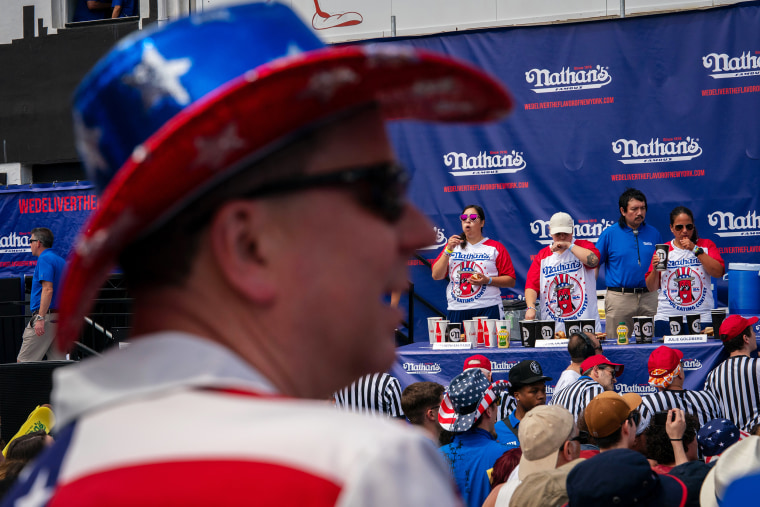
[564, 319, 582, 336]
[655, 244, 669, 271]
[711, 308, 728, 337]
[538, 320, 556, 340]
[669, 315, 684, 336]
[483, 319, 498, 347]
[580, 319, 596, 336]
[686, 314, 701, 334]
[427, 317, 443, 344]
[463, 320, 478, 344]
[519, 320, 538, 347]
[633, 316, 654, 343]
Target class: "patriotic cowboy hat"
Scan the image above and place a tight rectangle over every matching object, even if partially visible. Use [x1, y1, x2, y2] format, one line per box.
[55, 2, 514, 351]
[439, 369, 508, 432]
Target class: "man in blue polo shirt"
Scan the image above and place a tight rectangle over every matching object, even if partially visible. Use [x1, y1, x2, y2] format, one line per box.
[597, 188, 662, 342]
[18, 227, 67, 362]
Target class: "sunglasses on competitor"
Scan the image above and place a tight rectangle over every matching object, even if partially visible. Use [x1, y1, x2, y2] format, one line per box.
[241, 162, 409, 223]
[674, 223, 694, 231]
[460, 214, 480, 221]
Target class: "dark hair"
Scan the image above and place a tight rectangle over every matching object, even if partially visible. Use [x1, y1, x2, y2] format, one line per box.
[0, 460, 27, 499]
[30, 227, 54, 248]
[617, 188, 647, 227]
[568, 332, 597, 363]
[401, 382, 445, 425]
[594, 425, 624, 449]
[750, 423, 760, 437]
[5, 431, 48, 462]
[491, 448, 523, 487]
[669, 206, 699, 241]
[644, 412, 699, 465]
[721, 325, 752, 353]
[459, 204, 486, 250]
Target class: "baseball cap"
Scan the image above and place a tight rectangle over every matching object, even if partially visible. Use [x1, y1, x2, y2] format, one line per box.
[438, 369, 508, 433]
[566, 448, 687, 507]
[581, 354, 624, 377]
[463, 354, 491, 372]
[54, 2, 514, 352]
[509, 359, 552, 388]
[697, 418, 749, 463]
[584, 391, 642, 438]
[719, 315, 759, 341]
[549, 212, 574, 235]
[700, 436, 760, 507]
[648, 346, 683, 388]
[517, 405, 574, 480]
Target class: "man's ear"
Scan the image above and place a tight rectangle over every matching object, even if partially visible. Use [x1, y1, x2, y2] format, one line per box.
[208, 200, 277, 304]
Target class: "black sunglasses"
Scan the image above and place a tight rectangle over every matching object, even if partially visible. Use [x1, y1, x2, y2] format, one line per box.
[628, 410, 641, 426]
[674, 223, 694, 231]
[242, 162, 410, 223]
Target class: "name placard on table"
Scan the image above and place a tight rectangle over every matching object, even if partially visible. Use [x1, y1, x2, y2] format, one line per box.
[432, 342, 473, 350]
[664, 334, 708, 344]
[534, 339, 569, 348]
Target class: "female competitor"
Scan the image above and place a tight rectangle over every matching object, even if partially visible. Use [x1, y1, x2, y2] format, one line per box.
[646, 206, 725, 336]
[432, 205, 516, 324]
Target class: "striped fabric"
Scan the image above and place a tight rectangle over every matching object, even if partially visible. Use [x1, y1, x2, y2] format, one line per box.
[704, 356, 760, 431]
[639, 389, 724, 428]
[548, 377, 604, 422]
[499, 393, 517, 421]
[334, 373, 404, 418]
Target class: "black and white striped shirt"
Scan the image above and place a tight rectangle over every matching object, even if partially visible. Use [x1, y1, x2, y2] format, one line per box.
[334, 373, 404, 418]
[704, 356, 760, 432]
[499, 393, 517, 421]
[639, 389, 723, 428]
[549, 376, 604, 422]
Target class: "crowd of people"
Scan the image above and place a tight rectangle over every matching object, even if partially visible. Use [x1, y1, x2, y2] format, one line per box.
[1, 2, 757, 506]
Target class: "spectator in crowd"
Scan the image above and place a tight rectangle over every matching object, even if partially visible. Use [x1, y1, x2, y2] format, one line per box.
[524, 212, 600, 333]
[704, 314, 760, 431]
[566, 448, 687, 506]
[697, 418, 749, 464]
[486, 404, 578, 506]
[3, 3, 514, 504]
[463, 354, 493, 381]
[554, 331, 603, 394]
[4, 431, 53, 462]
[439, 369, 516, 507]
[432, 204, 516, 324]
[640, 345, 723, 428]
[596, 188, 662, 342]
[550, 354, 624, 421]
[645, 408, 699, 474]
[487, 448, 522, 489]
[584, 391, 642, 452]
[18, 227, 66, 363]
[334, 372, 404, 418]
[645, 206, 725, 336]
[495, 359, 551, 446]
[401, 381, 445, 444]
[668, 460, 712, 507]
[700, 436, 760, 507]
[507, 458, 584, 507]
[72, 0, 111, 21]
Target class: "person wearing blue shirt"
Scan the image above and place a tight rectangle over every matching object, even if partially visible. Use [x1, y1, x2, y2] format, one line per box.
[18, 227, 67, 362]
[597, 188, 662, 341]
[439, 369, 517, 507]
[495, 359, 552, 445]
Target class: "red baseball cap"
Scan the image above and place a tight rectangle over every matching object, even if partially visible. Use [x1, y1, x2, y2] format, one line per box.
[719, 315, 759, 341]
[648, 346, 683, 377]
[463, 354, 492, 372]
[581, 354, 624, 377]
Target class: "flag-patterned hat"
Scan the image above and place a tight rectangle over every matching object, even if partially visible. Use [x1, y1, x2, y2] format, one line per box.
[697, 418, 749, 463]
[439, 369, 508, 432]
[55, 2, 514, 352]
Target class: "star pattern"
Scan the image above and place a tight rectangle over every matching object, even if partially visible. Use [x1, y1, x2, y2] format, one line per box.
[698, 418, 745, 459]
[15, 470, 53, 507]
[73, 113, 109, 175]
[192, 123, 247, 170]
[305, 67, 359, 102]
[122, 43, 192, 110]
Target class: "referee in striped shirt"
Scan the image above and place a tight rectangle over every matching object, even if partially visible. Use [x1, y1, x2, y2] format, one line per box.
[640, 345, 723, 429]
[334, 372, 405, 418]
[704, 314, 760, 432]
[550, 354, 624, 422]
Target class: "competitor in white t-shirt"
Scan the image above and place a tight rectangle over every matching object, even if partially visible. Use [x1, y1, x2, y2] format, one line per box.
[525, 212, 601, 334]
[646, 206, 725, 336]
[432, 204, 517, 324]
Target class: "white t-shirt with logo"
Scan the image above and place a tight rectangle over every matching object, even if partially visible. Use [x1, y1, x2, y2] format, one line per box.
[647, 238, 725, 322]
[525, 239, 600, 333]
[435, 238, 516, 311]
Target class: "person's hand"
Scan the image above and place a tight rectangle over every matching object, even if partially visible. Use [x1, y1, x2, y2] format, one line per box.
[551, 241, 571, 253]
[446, 235, 463, 251]
[651, 251, 660, 266]
[665, 408, 686, 440]
[34, 318, 45, 337]
[468, 273, 489, 286]
[525, 308, 537, 320]
[678, 236, 695, 251]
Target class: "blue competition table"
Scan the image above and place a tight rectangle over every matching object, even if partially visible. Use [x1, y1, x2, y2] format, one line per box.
[392, 339, 729, 401]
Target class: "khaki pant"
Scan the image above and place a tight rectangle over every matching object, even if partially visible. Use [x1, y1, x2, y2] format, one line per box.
[604, 290, 658, 342]
[17, 314, 66, 362]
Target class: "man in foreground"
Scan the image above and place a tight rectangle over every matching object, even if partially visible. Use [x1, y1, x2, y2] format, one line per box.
[3, 3, 513, 505]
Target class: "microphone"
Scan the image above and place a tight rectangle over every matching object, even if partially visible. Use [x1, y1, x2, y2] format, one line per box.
[633, 229, 640, 265]
[633, 229, 639, 237]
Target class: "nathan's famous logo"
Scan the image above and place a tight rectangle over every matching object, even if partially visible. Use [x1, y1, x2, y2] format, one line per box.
[525, 64, 612, 93]
[616, 384, 657, 394]
[530, 218, 614, 245]
[612, 136, 702, 164]
[490, 360, 518, 373]
[402, 362, 441, 374]
[708, 210, 760, 237]
[703, 51, 760, 79]
[682, 358, 703, 371]
[665, 266, 706, 312]
[452, 261, 485, 302]
[0, 232, 32, 254]
[419, 226, 447, 251]
[443, 151, 526, 176]
[545, 273, 587, 320]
